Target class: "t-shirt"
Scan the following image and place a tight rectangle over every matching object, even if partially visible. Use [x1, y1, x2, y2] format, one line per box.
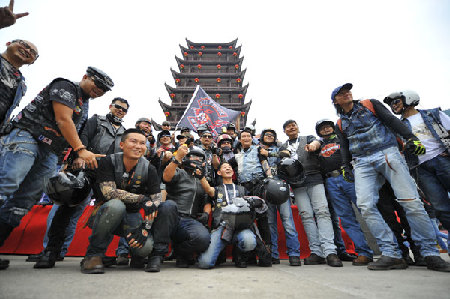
[96, 155, 160, 197]
[318, 135, 344, 174]
[0, 56, 21, 123]
[408, 112, 450, 164]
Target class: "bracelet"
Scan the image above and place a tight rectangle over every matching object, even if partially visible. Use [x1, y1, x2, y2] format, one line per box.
[74, 145, 86, 152]
[171, 157, 181, 165]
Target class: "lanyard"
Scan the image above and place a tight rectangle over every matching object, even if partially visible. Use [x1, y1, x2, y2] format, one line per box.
[223, 184, 236, 204]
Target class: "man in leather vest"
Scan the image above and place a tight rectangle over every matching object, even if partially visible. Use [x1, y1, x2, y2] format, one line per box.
[146, 146, 211, 272]
[0, 66, 112, 270]
[1, 39, 38, 127]
[259, 128, 301, 266]
[80, 128, 162, 274]
[31, 97, 128, 269]
[280, 120, 342, 267]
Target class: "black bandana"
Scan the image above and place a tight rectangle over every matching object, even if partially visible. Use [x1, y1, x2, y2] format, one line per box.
[106, 112, 123, 125]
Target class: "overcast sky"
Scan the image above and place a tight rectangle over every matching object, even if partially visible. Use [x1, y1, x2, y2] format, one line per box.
[2, 0, 450, 137]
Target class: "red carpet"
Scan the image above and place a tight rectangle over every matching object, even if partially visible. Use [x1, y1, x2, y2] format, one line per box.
[0, 205, 355, 259]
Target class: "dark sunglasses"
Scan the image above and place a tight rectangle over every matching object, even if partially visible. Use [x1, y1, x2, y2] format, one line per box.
[89, 77, 110, 92]
[265, 133, 275, 137]
[113, 104, 128, 112]
[389, 98, 402, 106]
[12, 39, 39, 59]
[202, 135, 213, 139]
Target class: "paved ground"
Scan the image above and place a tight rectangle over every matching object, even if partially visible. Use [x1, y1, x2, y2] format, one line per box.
[1, 254, 449, 299]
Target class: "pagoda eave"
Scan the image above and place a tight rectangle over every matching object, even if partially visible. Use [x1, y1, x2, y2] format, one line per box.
[175, 56, 244, 66]
[165, 83, 249, 94]
[185, 38, 238, 48]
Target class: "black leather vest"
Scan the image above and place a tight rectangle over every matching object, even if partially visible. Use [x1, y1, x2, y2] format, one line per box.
[89, 115, 125, 154]
[14, 78, 86, 154]
[165, 169, 206, 216]
[283, 136, 321, 176]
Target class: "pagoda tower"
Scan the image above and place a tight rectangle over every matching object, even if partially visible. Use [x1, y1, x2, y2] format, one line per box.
[158, 38, 252, 129]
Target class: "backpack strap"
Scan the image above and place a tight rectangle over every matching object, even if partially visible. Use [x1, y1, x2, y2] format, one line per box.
[360, 99, 376, 115]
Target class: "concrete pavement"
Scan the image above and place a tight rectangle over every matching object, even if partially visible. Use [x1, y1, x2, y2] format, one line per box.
[0, 254, 449, 299]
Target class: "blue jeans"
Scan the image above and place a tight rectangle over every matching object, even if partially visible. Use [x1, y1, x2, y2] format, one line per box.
[293, 183, 337, 257]
[172, 216, 211, 258]
[325, 175, 373, 258]
[354, 146, 439, 258]
[267, 199, 300, 258]
[327, 197, 348, 254]
[417, 154, 450, 230]
[198, 226, 256, 269]
[0, 128, 57, 227]
[86, 199, 153, 258]
[116, 237, 130, 256]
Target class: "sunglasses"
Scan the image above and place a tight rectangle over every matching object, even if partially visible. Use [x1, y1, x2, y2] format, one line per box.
[202, 135, 213, 139]
[89, 76, 110, 92]
[113, 104, 128, 112]
[389, 98, 402, 106]
[265, 133, 275, 137]
[12, 39, 39, 59]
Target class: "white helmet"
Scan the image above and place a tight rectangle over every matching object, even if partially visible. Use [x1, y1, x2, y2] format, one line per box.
[384, 90, 420, 107]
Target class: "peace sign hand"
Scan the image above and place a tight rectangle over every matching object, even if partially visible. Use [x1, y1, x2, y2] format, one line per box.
[0, 0, 29, 29]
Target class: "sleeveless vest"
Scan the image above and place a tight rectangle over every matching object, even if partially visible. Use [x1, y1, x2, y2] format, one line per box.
[89, 114, 125, 154]
[14, 78, 86, 154]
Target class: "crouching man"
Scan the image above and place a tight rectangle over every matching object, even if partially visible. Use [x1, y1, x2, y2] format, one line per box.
[81, 129, 162, 274]
[146, 146, 211, 272]
[198, 162, 262, 269]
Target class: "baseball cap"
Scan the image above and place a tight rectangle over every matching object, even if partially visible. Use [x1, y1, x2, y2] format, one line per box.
[331, 83, 353, 102]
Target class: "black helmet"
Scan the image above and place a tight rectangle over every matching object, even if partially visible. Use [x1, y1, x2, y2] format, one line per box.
[242, 125, 255, 136]
[226, 123, 236, 131]
[45, 170, 92, 207]
[277, 158, 305, 188]
[262, 178, 289, 205]
[182, 148, 206, 174]
[86, 66, 114, 91]
[260, 128, 277, 145]
[315, 119, 335, 137]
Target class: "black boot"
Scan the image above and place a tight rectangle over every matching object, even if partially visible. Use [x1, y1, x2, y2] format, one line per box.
[34, 250, 59, 269]
[0, 223, 14, 270]
[145, 256, 162, 272]
[0, 222, 14, 247]
[234, 248, 248, 268]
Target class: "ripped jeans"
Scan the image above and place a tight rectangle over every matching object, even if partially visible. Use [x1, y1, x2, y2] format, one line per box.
[0, 128, 57, 227]
[354, 146, 439, 258]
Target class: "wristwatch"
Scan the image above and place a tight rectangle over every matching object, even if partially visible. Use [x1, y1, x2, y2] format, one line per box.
[171, 157, 182, 165]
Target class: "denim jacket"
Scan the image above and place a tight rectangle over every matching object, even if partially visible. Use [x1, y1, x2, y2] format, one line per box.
[401, 108, 450, 168]
[340, 102, 398, 157]
[0, 58, 27, 127]
[234, 145, 264, 183]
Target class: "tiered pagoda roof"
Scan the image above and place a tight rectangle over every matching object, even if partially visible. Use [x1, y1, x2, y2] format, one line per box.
[159, 38, 252, 129]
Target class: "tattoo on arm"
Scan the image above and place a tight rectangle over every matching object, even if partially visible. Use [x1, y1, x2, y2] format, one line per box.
[99, 181, 144, 204]
[149, 193, 162, 208]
